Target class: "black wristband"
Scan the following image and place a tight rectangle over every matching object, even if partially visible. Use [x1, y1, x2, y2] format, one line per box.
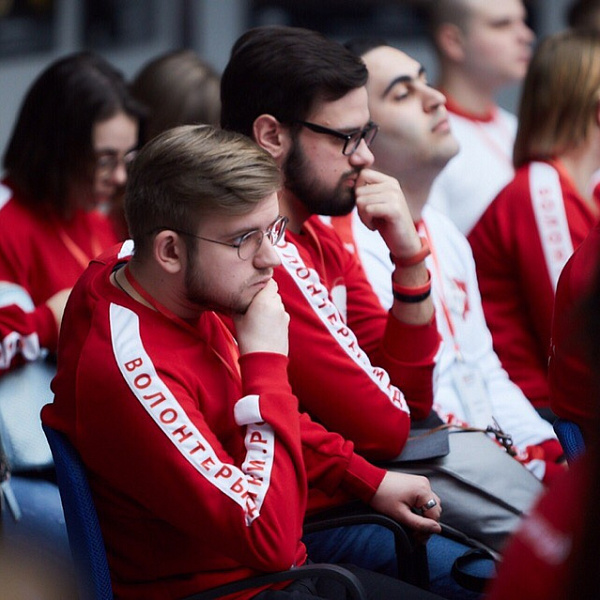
[393, 288, 432, 303]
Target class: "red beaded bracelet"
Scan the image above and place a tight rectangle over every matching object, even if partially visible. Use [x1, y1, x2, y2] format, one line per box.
[392, 270, 432, 303]
[390, 237, 431, 268]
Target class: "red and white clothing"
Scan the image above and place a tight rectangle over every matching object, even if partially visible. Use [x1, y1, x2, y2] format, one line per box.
[487, 456, 589, 600]
[0, 178, 119, 374]
[271, 218, 440, 512]
[549, 221, 600, 444]
[42, 245, 385, 600]
[330, 206, 562, 483]
[428, 98, 517, 235]
[468, 160, 600, 409]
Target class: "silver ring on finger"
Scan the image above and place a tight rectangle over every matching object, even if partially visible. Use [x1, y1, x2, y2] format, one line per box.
[421, 498, 437, 512]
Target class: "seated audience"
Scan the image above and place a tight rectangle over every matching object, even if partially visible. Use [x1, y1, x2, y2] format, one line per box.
[0, 50, 142, 555]
[0, 51, 143, 376]
[99, 49, 221, 240]
[221, 25, 508, 598]
[42, 124, 443, 600]
[468, 29, 600, 417]
[331, 39, 563, 484]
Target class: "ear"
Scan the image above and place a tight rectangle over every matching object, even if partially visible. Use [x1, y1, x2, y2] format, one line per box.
[253, 114, 291, 162]
[152, 230, 185, 275]
[436, 23, 467, 63]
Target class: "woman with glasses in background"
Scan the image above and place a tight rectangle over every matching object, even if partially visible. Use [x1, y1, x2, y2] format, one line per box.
[0, 51, 143, 564]
[0, 51, 144, 377]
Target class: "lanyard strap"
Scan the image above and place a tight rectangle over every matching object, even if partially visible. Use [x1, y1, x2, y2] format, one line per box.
[121, 265, 242, 382]
[471, 114, 514, 169]
[418, 220, 462, 361]
[444, 94, 514, 169]
[53, 218, 102, 271]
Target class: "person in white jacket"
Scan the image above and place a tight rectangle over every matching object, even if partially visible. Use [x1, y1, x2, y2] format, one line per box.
[424, 0, 535, 235]
[330, 40, 565, 485]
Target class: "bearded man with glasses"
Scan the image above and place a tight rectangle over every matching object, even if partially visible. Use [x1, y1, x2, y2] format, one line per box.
[220, 26, 490, 599]
[42, 125, 444, 600]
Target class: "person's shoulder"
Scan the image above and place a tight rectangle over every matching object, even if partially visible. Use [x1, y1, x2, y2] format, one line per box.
[0, 181, 31, 221]
[486, 164, 531, 209]
[78, 242, 132, 289]
[94, 239, 134, 265]
[423, 204, 463, 238]
[495, 105, 518, 127]
[308, 215, 349, 253]
[0, 181, 43, 248]
[66, 243, 130, 326]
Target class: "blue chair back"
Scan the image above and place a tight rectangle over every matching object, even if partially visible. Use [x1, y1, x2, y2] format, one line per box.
[42, 425, 368, 600]
[553, 417, 586, 465]
[43, 425, 113, 600]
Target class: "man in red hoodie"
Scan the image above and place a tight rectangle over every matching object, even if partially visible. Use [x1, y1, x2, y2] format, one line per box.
[42, 125, 442, 600]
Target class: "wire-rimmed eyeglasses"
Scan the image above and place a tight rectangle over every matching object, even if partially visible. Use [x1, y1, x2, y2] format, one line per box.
[95, 149, 138, 177]
[156, 215, 289, 261]
[295, 120, 379, 156]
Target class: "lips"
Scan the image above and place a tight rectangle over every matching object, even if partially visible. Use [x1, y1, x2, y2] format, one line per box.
[432, 119, 450, 134]
[252, 276, 272, 289]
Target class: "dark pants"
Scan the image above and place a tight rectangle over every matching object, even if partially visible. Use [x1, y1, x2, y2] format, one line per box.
[254, 564, 443, 600]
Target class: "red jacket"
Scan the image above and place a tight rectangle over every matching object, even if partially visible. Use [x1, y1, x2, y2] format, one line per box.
[469, 161, 599, 408]
[270, 218, 439, 511]
[487, 456, 588, 599]
[42, 245, 385, 600]
[0, 179, 119, 373]
[549, 221, 600, 443]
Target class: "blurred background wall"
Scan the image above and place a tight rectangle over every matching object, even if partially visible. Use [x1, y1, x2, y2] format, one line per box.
[0, 0, 573, 158]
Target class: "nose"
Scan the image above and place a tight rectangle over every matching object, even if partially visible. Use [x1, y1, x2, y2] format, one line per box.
[518, 19, 535, 43]
[253, 235, 282, 269]
[349, 138, 374, 167]
[111, 161, 128, 187]
[422, 83, 446, 113]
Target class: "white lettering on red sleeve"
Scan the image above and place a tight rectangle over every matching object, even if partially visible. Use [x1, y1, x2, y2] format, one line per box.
[109, 303, 274, 524]
[276, 240, 409, 414]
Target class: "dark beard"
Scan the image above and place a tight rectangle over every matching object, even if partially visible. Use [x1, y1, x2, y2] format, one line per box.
[283, 139, 358, 217]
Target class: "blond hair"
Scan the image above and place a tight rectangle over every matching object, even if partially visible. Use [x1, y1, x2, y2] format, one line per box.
[125, 125, 281, 256]
[514, 29, 600, 168]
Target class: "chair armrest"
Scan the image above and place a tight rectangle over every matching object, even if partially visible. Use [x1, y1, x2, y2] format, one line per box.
[182, 563, 366, 600]
[303, 501, 429, 588]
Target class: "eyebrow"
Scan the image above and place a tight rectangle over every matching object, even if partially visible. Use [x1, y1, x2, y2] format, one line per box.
[220, 215, 281, 240]
[381, 66, 426, 99]
[94, 145, 138, 156]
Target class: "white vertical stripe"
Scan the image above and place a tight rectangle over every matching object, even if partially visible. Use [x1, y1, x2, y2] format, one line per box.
[529, 162, 574, 290]
[276, 240, 409, 414]
[109, 303, 273, 524]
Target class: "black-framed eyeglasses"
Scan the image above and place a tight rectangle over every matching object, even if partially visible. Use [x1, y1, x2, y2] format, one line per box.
[295, 120, 379, 156]
[155, 215, 288, 261]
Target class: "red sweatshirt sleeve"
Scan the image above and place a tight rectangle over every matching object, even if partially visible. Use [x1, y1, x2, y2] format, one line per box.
[274, 221, 438, 462]
[0, 295, 56, 373]
[43, 267, 309, 577]
[42, 255, 392, 598]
